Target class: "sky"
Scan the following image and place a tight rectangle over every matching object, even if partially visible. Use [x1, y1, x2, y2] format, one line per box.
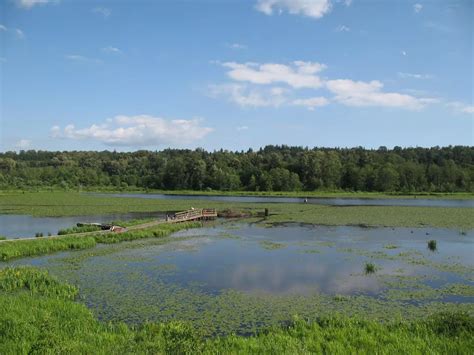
[0, 0, 473, 152]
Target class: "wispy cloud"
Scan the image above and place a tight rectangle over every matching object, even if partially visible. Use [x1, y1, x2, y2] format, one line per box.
[236, 126, 249, 131]
[326, 79, 437, 110]
[16, 0, 58, 9]
[101, 46, 122, 54]
[14, 29, 25, 39]
[92, 7, 111, 18]
[65, 54, 102, 64]
[209, 84, 288, 108]
[227, 43, 247, 50]
[0, 24, 25, 39]
[51, 115, 214, 146]
[398, 72, 433, 80]
[292, 96, 329, 110]
[220, 61, 326, 89]
[336, 25, 350, 32]
[255, 0, 332, 19]
[446, 102, 474, 114]
[15, 139, 31, 149]
[413, 3, 423, 13]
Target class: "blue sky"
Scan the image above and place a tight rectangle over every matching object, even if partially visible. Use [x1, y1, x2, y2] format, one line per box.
[0, 0, 472, 152]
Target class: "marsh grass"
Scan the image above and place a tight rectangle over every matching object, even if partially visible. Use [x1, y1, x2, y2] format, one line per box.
[428, 240, 437, 252]
[259, 240, 286, 250]
[0, 266, 472, 354]
[58, 225, 102, 235]
[0, 222, 202, 261]
[365, 262, 377, 274]
[1, 191, 473, 229]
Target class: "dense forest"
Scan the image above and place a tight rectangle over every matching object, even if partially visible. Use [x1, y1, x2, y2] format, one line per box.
[0, 146, 473, 192]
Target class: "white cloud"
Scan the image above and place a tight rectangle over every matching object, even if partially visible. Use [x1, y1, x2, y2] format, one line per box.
[16, 0, 57, 9]
[255, 0, 332, 19]
[15, 139, 31, 149]
[446, 102, 474, 114]
[398, 72, 433, 80]
[65, 54, 102, 64]
[227, 43, 247, 50]
[401, 51, 407, 56]
[51, 115, 214, 146]
[102, 46, 122, 54]
[413, 3, 423, 13]
[326, 79, 436, 110]
[0, 25, 7, 31]
[343, 0, 352, 6]
[292, 96, 329, 110]
[336, 25, 350, 32]
[237, 126, 249, 131]
[221, 61, 326, 89]
[92, 7, 111, 18]
[209, 84, 288, 107]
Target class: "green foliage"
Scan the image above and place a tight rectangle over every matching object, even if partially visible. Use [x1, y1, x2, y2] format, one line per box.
[0, 267, 77, 300]
[365, 262, 376, 274]
[0, 267, 473, 354]
[0, 236, 6, 241]
[1, 145, 473, 192]
[93, 222, 201, 244]
[428, 240, 437, 252]
[58, 225, 102, 235]
[0, 223, 201, 261]
[0, 236, 97, 261]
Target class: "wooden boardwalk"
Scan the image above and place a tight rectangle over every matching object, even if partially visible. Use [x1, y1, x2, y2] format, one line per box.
[168, 208, 217, 223]
[0, 208, 217, 243]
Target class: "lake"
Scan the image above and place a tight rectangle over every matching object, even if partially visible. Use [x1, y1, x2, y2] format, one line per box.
[6, 222, 473, 335]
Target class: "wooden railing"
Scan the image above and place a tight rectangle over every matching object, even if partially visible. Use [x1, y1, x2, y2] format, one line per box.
[169, 208, 217, 222]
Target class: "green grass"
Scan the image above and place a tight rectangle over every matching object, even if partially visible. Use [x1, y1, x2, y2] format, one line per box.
[57, 225, 102, 235]
[0, 267, 472, 354]
[365, 262, 377, 274]
[0, 222, 202, 261]
[1, 191, 473, 229]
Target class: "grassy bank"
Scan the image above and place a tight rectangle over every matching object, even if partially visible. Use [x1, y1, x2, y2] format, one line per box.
[0, 222, 201, 261]
[0, 266, 472, 354]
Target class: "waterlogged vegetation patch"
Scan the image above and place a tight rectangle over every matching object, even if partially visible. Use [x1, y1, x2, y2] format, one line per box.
[1, 267, 473, 354]
[259, 240, 287, 250]
[2, 222, 473, 338]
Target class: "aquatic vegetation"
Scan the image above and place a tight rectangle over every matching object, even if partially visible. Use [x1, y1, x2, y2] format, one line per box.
[1, 191, 473, 229]
[0, 267, 473, 353]
[34, 232, 43, 238]
[259, 241, 286, 250]
[384, 244, 399, 249]
[428, 240, 437, 252]
[365, 262, 376, 274]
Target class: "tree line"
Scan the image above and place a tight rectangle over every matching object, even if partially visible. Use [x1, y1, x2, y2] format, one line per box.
[0, 146, 473, 192]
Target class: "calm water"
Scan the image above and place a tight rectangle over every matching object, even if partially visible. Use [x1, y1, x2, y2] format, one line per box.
[94, 193, 474, 208]
[7, 223, 473, 334]
[0, 212, 164, 239]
